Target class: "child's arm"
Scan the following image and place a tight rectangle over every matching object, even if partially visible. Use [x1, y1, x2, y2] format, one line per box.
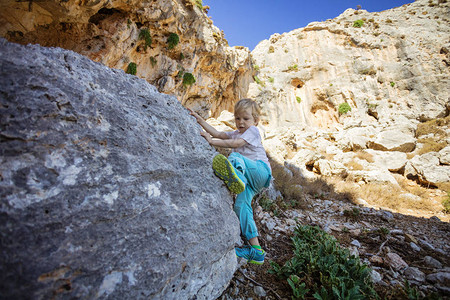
[200, 131, 247, 148]
[188, 109, 228, 139]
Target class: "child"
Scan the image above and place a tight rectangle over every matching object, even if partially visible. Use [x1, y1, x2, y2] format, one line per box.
[189, 98, 272, 265]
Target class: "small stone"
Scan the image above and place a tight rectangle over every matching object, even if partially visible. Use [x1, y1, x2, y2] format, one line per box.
[349, 229, 361, 236]
[426, 272, 450, 285]
[350, 240, 361, 248]
[264, 220, 276, 231]
[371, 270, 383, 283]
[390, 229, 403, 235]
[356, 198, 369, 206]
[410, 242, 421, 252]
[266, 235, 273, 242]
[404, 233, 418, 244]
[385, 252, 408, 271]
[404, 267, 425, 282]
[370, 255, 384, 265]
[349, 246, 359, 257]
[329, 225, 341, 232]
[418, 239, 435, 251]
[253, 286, 266, 297]
[381, 211, 394, 221]
[423, 256, 442, 269]
[430, 216, 441, 222]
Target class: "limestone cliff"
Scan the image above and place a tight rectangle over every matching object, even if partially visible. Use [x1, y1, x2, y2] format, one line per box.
[249, 0, 449, 129]
[0, 0, 253, 118]
[0, 39, 240, 299]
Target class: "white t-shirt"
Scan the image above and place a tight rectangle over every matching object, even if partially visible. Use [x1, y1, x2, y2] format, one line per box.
[226, 126, 271, 169]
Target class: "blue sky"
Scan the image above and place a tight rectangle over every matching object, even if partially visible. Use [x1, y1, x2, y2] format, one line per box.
[203, 0, 413, 50]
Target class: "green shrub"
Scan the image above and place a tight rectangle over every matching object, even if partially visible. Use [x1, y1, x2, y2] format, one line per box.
[270, 225, 378, 299]
[182, 72, 196, 86]
[443, 192, 450, 213]
[254, 65, 260, 71]
[338, 103, 351, 115]
[296, 96, 302, 103]
[353, 19, 364, 28]
[344, 207, 360, 219]
[259, 196, 275, 212]
[195, 0, 203, 9]
[268, 77, 274, 83]
[139, 29, 152, 49]
[167, 33, 180, 50]
[390, 81, 395, 87]
[126, 62, 137, 75]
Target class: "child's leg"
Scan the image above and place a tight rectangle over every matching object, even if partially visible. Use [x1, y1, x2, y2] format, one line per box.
[228, 152, 271, 191]
[228, 152, 271, 241]
[234, 185, 258, 241]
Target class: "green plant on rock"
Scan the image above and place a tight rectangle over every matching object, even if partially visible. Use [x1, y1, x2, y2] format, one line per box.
[259, 196, 275, 212]
[288, 64, 298, 71]
[296, 96, 302, 103]
[126, 62, 137, 75]
[268, 77, 274, 83]
[139, 28, 152, 50]
[269, 225, 378, 300]
[167, 33, 180, 50]
[182, 72, 196, 86]
[288, 275, 310, 299]
[150, 56, 157, 67]
[195, 0, 203, 10]
[390, 81, 395, 87]
[353, 19, 364, 28]
[338, 102, 351, 115]
[253, 75, 265, 87]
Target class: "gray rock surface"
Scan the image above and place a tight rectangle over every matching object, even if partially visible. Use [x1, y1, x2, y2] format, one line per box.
[0, 39, 240, 299]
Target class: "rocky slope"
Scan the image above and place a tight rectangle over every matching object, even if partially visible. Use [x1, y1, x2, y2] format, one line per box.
[0, 0, 253, 118]
[0, 39, 240, 299]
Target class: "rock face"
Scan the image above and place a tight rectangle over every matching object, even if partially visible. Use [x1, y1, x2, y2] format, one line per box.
[0, 39, 240, 299]
[0, 0, 253, 118]
[249, 0, 449, 130]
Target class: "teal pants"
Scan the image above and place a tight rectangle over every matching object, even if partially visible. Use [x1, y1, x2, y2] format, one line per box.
[228, 152, 272, 241]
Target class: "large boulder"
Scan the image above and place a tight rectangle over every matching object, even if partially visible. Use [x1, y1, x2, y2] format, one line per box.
[367, 128, 416, 153]
[0, 39, 240, 299]
[364, 149, 408, 172]
[405, 152, 450, 186]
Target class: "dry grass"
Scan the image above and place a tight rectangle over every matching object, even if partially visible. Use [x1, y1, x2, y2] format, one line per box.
[326, 175, 448, 219]
[417, 138, 447, 155]
[416, 115, 450, 138]
[270, 160, 353, 206]
[355, 151, 375, 163]
[344, 160, 364, 170]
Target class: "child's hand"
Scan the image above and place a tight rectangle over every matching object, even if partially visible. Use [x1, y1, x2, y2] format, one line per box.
[187, 108, 203, 123]
[200, 131, 212, 144]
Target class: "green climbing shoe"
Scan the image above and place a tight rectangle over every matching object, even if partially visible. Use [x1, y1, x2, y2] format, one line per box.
[212, 154, 245, 194]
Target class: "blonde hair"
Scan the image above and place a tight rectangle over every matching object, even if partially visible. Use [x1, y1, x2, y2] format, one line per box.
[234, 98, 261, 125]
